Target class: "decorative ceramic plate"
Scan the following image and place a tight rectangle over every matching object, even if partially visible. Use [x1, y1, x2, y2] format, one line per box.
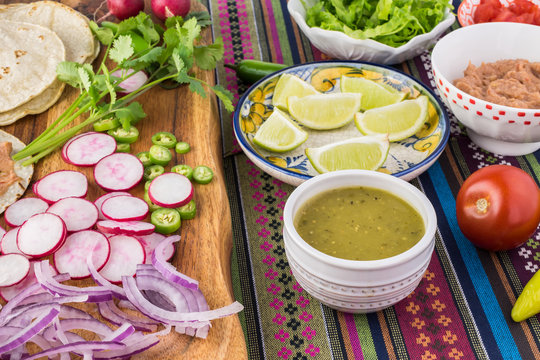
[233, 61, 450, 186]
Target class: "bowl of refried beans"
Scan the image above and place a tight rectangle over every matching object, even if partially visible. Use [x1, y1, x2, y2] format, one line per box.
[431, 21, 540, 155]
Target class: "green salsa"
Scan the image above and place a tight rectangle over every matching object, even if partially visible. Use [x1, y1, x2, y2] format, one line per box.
[293, 186, 425, 261]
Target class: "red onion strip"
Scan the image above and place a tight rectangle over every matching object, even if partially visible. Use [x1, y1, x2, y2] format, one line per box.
[97, 301, 159, 332]
[102, 323, 135, 342]
[0, 306, 59, 353]
[21, 340, 126, 360]
[92, 335, 160, 360]
[151, 236, 198, 289]
[87, 255, 127, 300]
[124, 276, 243, 323]
[34, 261, 112, 302]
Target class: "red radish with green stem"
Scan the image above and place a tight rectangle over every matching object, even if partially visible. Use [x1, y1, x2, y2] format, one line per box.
[97, 0, 145, 22]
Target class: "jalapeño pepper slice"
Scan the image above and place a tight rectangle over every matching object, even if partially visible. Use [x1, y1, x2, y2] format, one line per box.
[136, 151, 152, 167]
[171, 164, 194, 180]
[177, 199, 196, 220]
[175, 141, 191, 154]
[193, 165, 214, 184]
[116, 143, 131, 153]
[144, 191, 161, 212]
[149, 145, 172, 166]
[108, 126, 139, 144]
[151, 132, 177, 149]
[93, 118, 120, 132]
[151, 208, 181, 234]
[144, 164, 165, 181]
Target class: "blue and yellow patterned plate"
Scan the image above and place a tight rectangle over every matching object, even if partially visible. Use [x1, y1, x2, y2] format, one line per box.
[233, 61, 450, 186]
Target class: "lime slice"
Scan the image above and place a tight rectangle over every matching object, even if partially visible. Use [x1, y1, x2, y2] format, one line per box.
[272, 74, 319, 111]
[288, 93, 362, 130]
[354, 95, 429, 142]
[305, 135, 389, 173]
[340, 76, 406, 110]
[253, 109, 308, 152]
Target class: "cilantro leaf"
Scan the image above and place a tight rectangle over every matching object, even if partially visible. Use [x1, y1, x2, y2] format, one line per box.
[194, 37, 224, 70]
[56, 62, 81, 88]
[109, 35, 135, 64]
[185, 12, 212, 28]
[114, 101, 146, 128]
[89, 21, 114, 45]
[212, 84, 235, 112]
[123, 47, 164, 71]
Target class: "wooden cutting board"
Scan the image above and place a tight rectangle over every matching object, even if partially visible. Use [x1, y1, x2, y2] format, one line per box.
[0, 0, 247, 358]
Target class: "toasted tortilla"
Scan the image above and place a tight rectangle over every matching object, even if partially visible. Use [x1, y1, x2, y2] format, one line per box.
[0, 20, 65, 113]
[0, 1, 99, 125]
[0, 130, 34, 214]
[0, 1, 95, 63]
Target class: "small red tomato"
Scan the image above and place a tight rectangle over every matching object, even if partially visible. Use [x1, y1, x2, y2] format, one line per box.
[456, 165, 540, 251]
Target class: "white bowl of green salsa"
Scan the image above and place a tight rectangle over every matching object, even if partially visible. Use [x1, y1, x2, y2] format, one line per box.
[283, 169, 437, 313]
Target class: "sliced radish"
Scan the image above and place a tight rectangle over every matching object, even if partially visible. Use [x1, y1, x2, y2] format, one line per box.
[4, 198, 50, 228]
[32, 181, 39, 195]
[61, 132, 97, 164]
[0, 254, 30, 287]
[34, 170, 88, 204]
[148, 173, 193, 208]
[136, 233, 174, 264]
[0, 226, 5, 239]
[46, 197, 99, 232]
[65, 132, 117, 167]
[101, 195, 149, 221]
[1, 228, 25, 256]
[95, 191, 132, 220]
[99, 235, 145, 283]
[94, 153, 144, 191]
[17, 213, 66, 257]
[96, 220, 155, 236]
[53, 231, 111, 279]
[0, 261, 56, 302]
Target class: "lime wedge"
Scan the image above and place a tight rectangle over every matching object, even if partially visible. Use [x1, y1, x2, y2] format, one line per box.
[340, 76, 406, 110]
[288, 93, 362, 130]
[253, 109, 308, 152]
[354, 95, 429, 142]
[272, 74, 319, 111]
[306, 135, 389, 173]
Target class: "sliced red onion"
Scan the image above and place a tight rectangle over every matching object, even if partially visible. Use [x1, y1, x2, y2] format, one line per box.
[43, 318, 114, 342]
[97, 301, 158, 333]
[112, 68, 148, 96]
[4, 297, 88, 327]
[92, 334, 159, 359]
[22, 340, 126, 360]
[34, 261, 112, 302]
[0, 327, 53, 352]
[102, 323, 135, 342]
[0, 277, 67, 326]
[0, 306, 59, 353]
[87, 255, 127, 300]
[12, 292, 54, 307]
[124, 276, 243, 325]
[135, 274, 189, 312]
[151, 236, 198, 289]
[143, 289, 176, 312]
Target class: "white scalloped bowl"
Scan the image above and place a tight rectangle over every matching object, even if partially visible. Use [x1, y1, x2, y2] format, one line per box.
[431, 22, 540, 156]
[287, 0, 455, 64]
[283, 170, 437, 313]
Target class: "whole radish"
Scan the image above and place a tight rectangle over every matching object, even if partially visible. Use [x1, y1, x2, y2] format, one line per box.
[106, 0, 145, 20]
[151, 0, 191, 20]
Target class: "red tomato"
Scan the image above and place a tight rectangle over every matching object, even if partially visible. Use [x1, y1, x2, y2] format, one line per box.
[456, 165, 540, 251]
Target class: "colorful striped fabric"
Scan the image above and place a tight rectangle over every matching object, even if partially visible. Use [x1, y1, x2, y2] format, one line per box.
[208, 0, 540, 358]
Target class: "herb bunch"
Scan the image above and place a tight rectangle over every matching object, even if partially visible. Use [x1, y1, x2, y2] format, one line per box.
[13, 12, 233, 165]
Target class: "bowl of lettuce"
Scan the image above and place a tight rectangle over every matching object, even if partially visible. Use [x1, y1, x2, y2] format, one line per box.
[288, 0, 455, 64]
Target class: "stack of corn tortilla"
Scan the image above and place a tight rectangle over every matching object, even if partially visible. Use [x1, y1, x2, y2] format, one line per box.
[0, 1, 99, 125]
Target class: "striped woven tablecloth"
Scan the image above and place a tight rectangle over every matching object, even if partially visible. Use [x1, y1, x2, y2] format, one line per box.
[207, 0, 540, 358]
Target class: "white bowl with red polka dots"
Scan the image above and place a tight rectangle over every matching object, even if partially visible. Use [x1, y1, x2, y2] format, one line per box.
[431, 22, 540, 155]
[283, 170, 437, 313]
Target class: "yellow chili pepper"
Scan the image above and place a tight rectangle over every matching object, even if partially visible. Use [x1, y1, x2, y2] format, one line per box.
[512, 270, 540, 322]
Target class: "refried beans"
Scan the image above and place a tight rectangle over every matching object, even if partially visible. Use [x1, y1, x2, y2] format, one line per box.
[453, 59, 540, 109]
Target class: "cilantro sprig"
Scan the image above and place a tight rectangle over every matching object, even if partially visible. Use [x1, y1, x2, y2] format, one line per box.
[13, 12, 233, 165]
